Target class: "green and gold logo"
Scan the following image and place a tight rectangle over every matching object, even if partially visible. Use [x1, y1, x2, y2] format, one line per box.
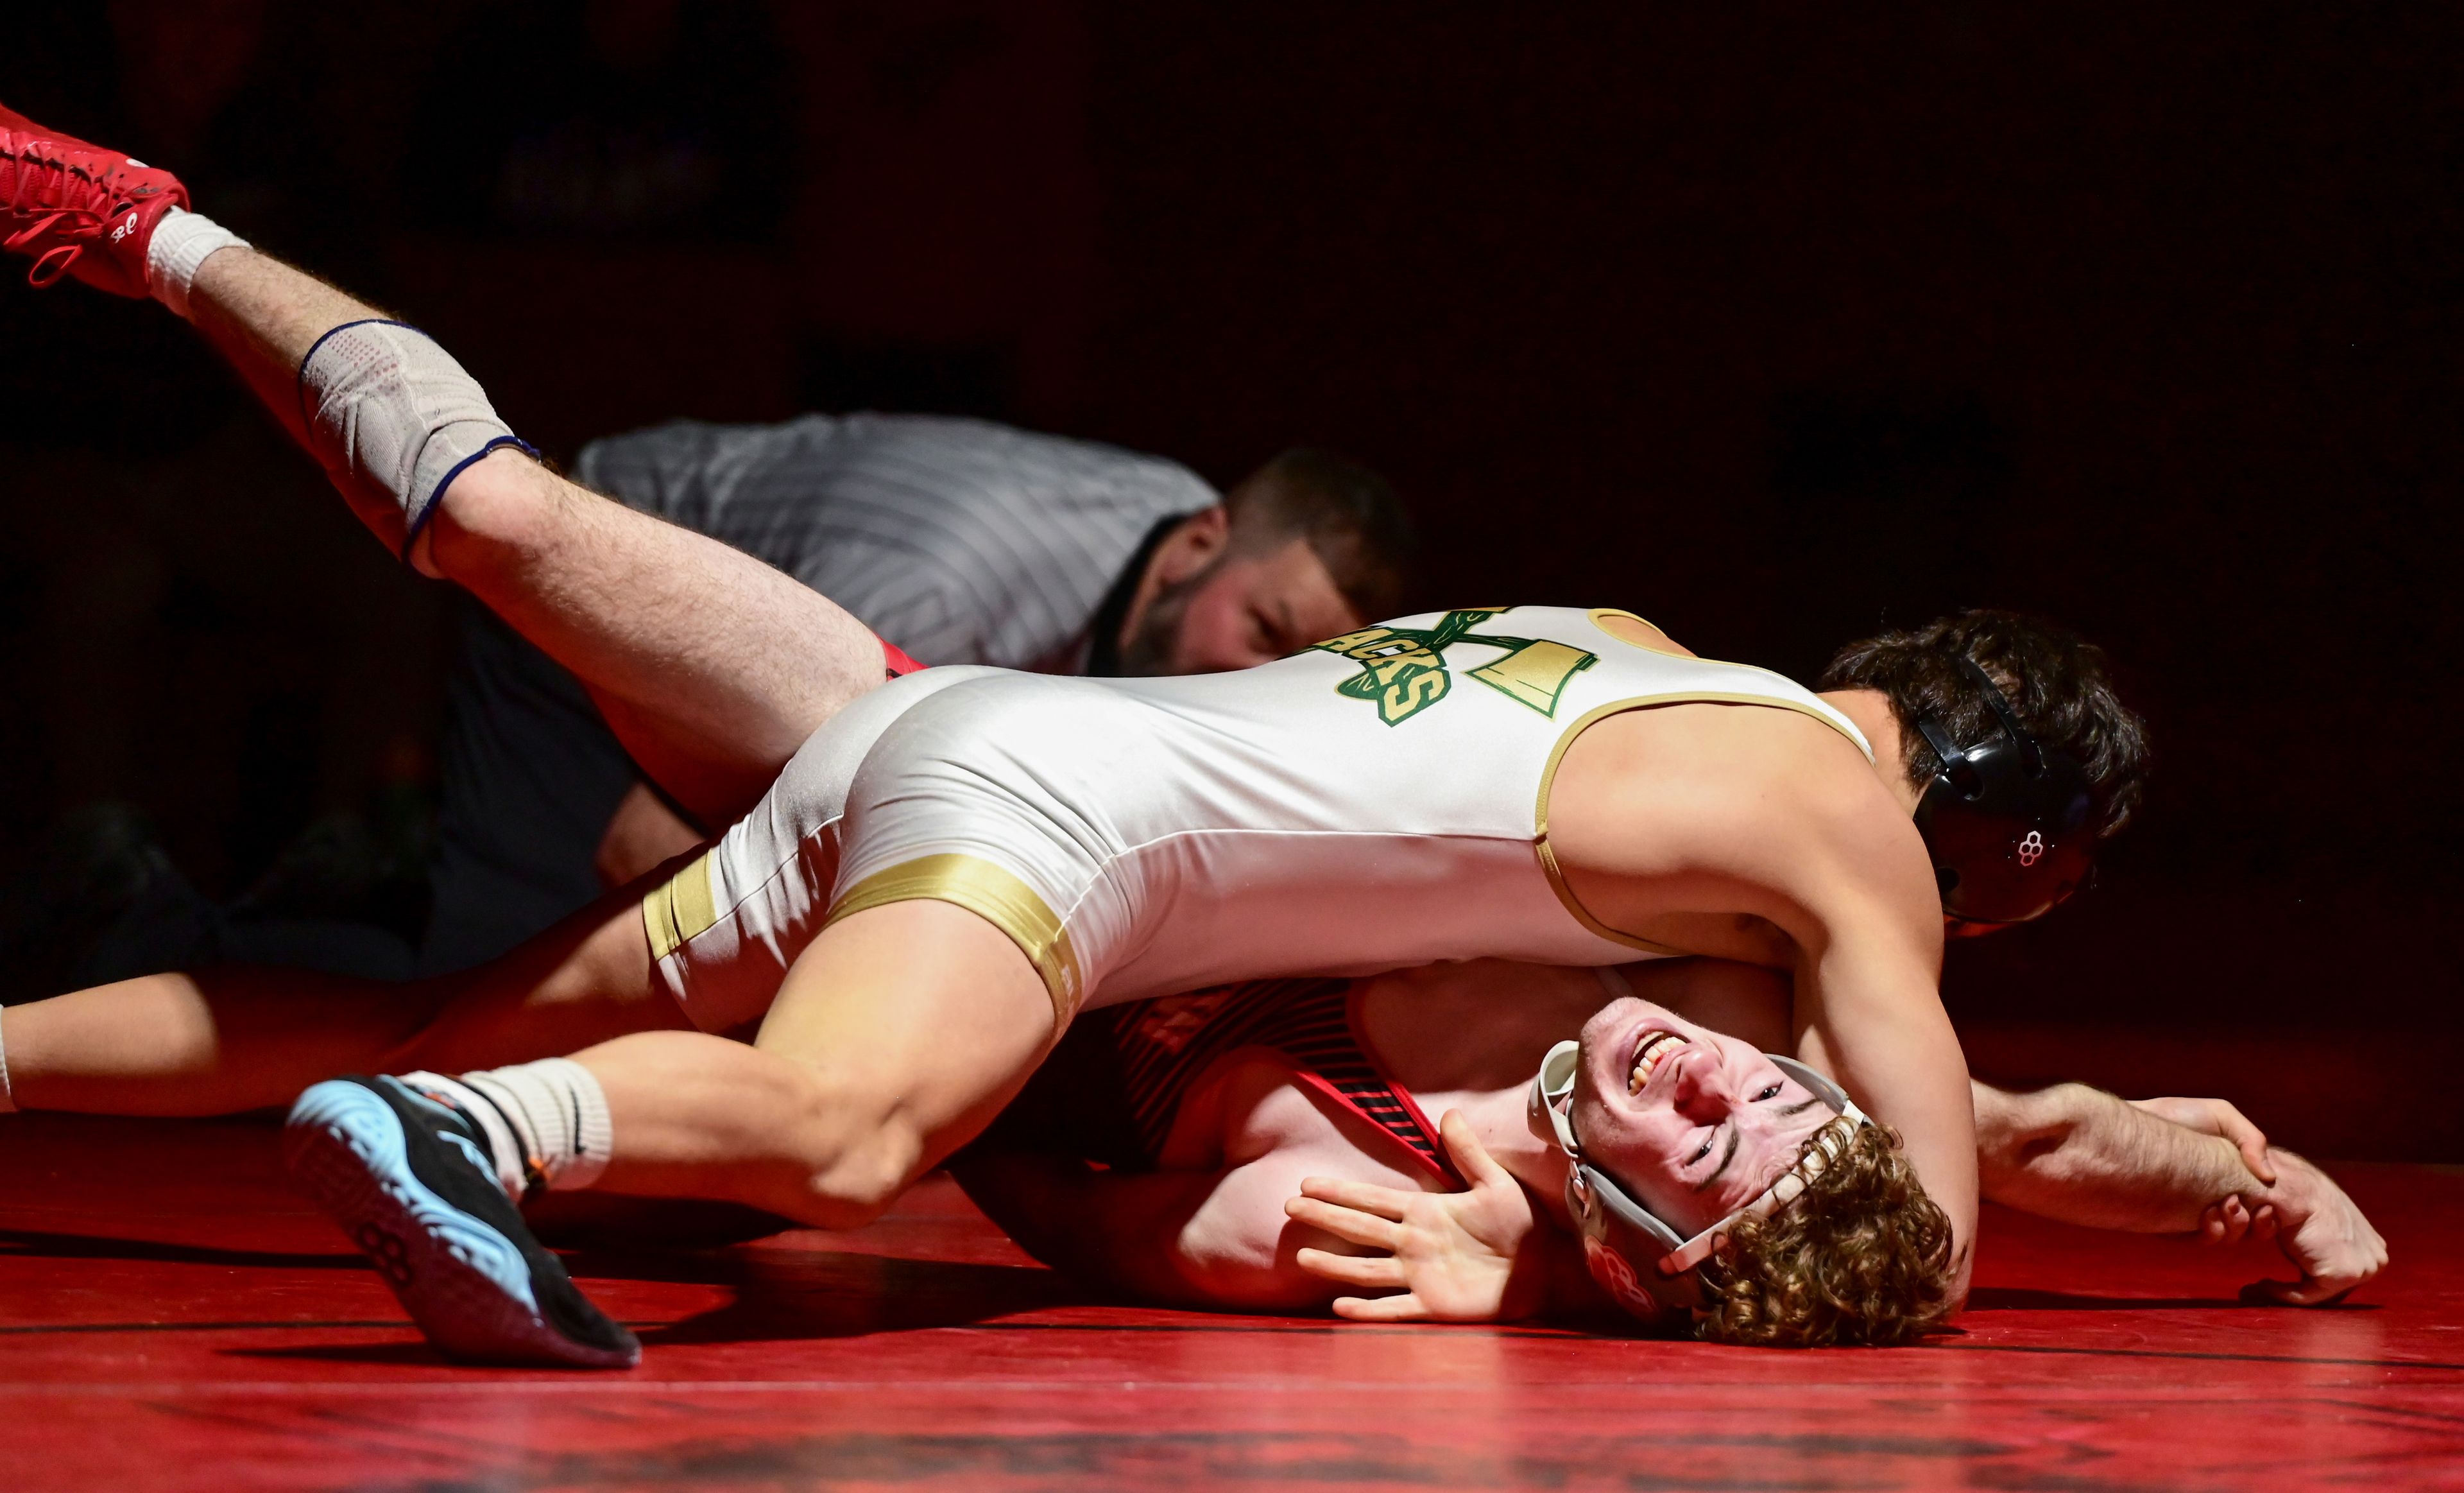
[1311, 607, 1597, 725]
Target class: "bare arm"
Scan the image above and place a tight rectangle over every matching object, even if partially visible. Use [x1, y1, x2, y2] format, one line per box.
[1762, 802, 1979, 1301]
[1975, 1082, 2388, 1304]
[950, 1054, 1453, 1313]
[1976, 1080, 2258, 1232]
[1549, 709, 1980, 1300]
[952, 1148, 1358, 1311]
[1786, 908, 1976, 1299]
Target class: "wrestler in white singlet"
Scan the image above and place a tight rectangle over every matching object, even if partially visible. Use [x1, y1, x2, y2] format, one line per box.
[642, 607, 1872, 1033]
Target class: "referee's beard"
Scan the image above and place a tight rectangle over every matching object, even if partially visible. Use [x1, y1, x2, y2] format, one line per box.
[1112, 557, 1219, 677]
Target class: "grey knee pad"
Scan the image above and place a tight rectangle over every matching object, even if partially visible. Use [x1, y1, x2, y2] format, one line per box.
[296, 318, 535, 562]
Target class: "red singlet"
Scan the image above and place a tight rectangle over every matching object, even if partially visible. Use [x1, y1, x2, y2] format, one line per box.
[881, 637, 927, 678]
[979, 978, 1460, 1187]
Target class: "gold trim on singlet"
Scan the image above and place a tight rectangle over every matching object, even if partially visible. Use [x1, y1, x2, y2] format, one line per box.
[825, 853, 1083, 1029]
[642, 850, 720, 962]
[1586, 607, 1685, 656]
[1586, 611, 1873, 758]
[1530, 683, 1879, 956]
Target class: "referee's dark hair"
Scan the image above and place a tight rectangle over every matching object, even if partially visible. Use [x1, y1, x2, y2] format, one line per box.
[1224, 449, 1417, 620]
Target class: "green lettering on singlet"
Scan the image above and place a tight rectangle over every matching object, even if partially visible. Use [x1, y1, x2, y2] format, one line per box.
[1310, 607, 1598, 725]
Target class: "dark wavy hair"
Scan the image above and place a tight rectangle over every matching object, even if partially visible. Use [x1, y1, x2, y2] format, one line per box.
[1820, 609, 2151, 838]
[1695, 1122, 1958, 1348]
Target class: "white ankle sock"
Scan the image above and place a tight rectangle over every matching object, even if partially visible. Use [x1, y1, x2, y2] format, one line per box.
[402, 1058, 614, 1200]
[146, 208, 250, 321]
[397, 1071, 525, 1196]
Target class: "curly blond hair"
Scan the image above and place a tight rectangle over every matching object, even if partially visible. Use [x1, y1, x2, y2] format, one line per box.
[1693, 1122, 1956, 1347]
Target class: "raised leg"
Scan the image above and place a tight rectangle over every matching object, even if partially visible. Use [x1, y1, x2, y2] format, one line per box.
[180, 247, 883, 821]
[4, 103, 884, 824]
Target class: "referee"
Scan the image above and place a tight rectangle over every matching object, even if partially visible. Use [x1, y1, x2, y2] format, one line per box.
[427, 413, 1416, 974]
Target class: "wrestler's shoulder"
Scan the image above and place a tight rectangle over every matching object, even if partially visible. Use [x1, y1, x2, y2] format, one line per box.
[1159, 1046, 1357, 1163]
[1549, 702, 1908, 876]
[1559, 696, 1879, 804]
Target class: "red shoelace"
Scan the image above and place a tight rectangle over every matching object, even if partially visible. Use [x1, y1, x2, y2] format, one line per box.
[0, 132, 116, 287]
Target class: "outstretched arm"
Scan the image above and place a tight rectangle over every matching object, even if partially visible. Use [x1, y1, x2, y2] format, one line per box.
[1976, 1082, 2387, 1304]
[1976, 1080, 2258, 1232]
[1288, 1089, 2390, 1323]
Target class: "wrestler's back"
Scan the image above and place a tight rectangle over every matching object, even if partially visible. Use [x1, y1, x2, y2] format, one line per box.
[829, 606, 1875, 1009]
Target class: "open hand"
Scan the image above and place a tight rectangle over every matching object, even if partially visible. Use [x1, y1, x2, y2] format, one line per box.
[1283, 1110, 1544, 1322]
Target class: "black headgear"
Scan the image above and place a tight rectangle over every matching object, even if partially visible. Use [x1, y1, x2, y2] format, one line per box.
[1911, 657, 2095, 926]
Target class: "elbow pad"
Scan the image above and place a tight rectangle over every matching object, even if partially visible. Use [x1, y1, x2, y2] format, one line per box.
[296, 318, 535, 564]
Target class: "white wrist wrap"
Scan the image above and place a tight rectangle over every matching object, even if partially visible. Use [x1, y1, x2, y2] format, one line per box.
[296, 319, 535, 564]
[0, 1010, 16, 1114]
[144, 207, 250, 322]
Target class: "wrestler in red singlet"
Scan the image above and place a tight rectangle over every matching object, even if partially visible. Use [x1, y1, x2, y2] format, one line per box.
[971, 978, 1462, 1188]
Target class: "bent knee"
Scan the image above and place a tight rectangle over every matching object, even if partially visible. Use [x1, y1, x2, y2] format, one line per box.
[803, 1119, 927, 1227]
[764, 1082, 932, 1229]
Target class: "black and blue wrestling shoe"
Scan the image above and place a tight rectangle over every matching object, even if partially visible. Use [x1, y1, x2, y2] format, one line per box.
[283, 1075, 641, 1368]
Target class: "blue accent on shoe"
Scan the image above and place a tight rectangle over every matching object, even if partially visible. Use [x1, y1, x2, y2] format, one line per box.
[293, 1075, 535, 1306]
[284, 1075, 640, 1368]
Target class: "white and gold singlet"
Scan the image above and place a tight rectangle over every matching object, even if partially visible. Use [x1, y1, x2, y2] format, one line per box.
[642, 607, 1872, 1033]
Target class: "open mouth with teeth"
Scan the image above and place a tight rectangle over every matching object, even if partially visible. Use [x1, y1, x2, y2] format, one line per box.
[1629, 1030, 1690, 1095]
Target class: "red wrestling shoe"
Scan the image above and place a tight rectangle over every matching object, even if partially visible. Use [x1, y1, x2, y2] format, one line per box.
[0, 103, 188, 297]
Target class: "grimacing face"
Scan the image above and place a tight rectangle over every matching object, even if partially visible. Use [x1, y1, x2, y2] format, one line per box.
[1568, 996, 1838, 1238]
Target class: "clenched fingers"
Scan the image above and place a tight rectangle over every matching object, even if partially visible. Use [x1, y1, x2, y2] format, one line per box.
[2202, 1196, 2252, 1245]
[2244, 1275, 2357, 1308]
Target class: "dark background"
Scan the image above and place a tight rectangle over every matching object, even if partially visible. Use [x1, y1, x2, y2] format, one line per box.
[2, 4, 2455, 1155]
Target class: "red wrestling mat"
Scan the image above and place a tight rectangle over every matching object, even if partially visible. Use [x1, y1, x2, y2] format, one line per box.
[4, 1112, 2458, 1491]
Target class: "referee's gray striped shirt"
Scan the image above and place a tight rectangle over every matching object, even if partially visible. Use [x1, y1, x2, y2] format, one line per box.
[573, 414, 1218, 673]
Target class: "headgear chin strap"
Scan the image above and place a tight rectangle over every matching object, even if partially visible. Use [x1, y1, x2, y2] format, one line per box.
[1526, 1039, 1871, 1329]
[1912, 657, 2096, 926]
